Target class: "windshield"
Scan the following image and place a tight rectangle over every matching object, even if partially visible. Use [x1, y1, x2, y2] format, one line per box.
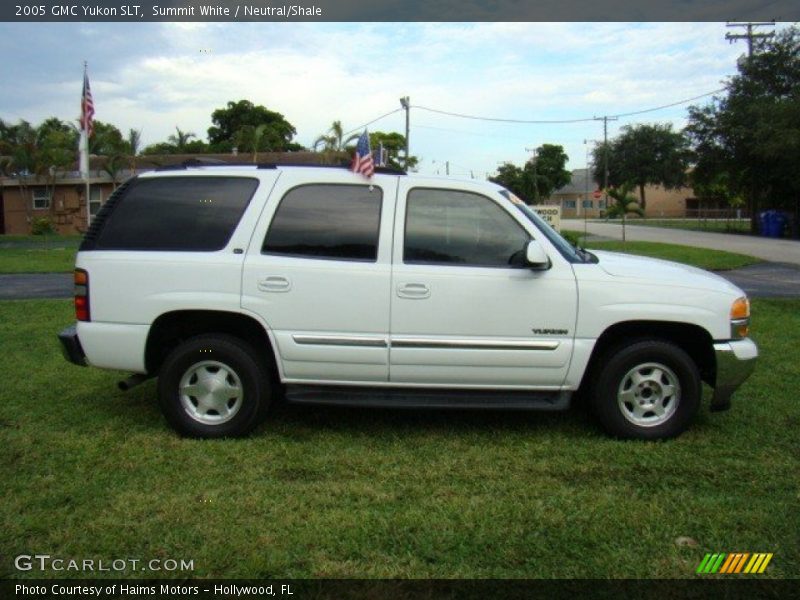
[498, 189, 589, 263]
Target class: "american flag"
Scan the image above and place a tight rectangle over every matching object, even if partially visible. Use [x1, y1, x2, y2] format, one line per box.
[80, 69, 95, 138]
[352, 130, 374, 178]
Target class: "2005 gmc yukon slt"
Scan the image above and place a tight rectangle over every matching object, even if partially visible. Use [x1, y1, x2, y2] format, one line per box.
[57, 163, 757, 439]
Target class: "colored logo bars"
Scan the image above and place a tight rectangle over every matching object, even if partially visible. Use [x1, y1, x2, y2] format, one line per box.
[696, 552, 773, 574]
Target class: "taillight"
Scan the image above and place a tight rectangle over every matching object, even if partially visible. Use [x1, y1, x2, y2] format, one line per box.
[74, 269, 90, 321]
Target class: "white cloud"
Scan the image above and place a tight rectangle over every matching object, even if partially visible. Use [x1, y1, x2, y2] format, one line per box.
[0, 21, 767, 176]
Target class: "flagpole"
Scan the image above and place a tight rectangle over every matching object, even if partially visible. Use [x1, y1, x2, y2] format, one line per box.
[82, 61, 91, 229]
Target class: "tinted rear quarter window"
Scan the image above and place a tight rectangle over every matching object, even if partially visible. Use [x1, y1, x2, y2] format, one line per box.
[263, 184, 382, 261]
[94, 176, 258, 251]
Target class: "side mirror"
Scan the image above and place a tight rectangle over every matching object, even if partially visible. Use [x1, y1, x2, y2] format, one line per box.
[525, 239, 551, 270]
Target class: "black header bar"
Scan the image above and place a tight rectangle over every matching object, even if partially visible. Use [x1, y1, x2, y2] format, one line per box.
[3, 1, 799, 22]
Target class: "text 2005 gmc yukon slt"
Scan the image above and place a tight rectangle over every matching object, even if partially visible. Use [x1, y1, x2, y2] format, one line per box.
[57, 163, 757, 439]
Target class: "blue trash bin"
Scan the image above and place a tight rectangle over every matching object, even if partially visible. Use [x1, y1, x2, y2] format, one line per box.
[759, 211, 771, 236]
[760, 210, 782, 238]
[773, 212, 787, 238]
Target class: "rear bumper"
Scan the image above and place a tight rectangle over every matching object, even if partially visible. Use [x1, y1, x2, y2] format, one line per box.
[58, 324, 87, 367]
[711, 338, 758, 411]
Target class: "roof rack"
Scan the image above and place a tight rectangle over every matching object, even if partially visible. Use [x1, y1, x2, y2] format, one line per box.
[155, 159, 406, 175]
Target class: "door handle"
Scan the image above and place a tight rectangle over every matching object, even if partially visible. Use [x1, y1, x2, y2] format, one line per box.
[397, 282, 430, 299]
[258, 276, 291, 293]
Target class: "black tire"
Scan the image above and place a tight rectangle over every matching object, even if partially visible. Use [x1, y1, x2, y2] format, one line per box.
[590, 339, 701, 440]
[158, 334, 271, 438]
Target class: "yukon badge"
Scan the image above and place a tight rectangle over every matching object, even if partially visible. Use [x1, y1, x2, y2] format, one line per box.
[531, 328, 569, 335]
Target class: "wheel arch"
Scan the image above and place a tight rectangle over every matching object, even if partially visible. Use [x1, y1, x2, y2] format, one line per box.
[580, 320, 715, 391]
[145, 310, 280, 379]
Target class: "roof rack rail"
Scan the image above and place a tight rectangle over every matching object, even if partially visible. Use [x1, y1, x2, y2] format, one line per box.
[154, 159, 406, 175]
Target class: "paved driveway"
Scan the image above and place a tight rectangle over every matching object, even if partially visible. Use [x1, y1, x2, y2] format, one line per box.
[0, 273, 72, 300]
[563, 220, 800, 266]
[715, 262, 800, 298]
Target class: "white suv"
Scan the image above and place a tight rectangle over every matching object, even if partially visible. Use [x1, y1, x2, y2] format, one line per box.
[58, 163, 757, 439]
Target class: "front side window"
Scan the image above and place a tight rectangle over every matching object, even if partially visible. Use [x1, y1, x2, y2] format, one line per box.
[404, 188, 529, 267]
[95, 176, 258, 251]
[263, 184, 382, 261]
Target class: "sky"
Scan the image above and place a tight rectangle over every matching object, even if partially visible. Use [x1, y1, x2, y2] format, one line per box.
[0, 21, 774, 179]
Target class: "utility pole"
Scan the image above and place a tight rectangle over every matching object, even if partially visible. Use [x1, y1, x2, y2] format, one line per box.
[399, 96, 410, 170]
[593, 116, 617, 211]
[525, 146, 539, 204]
[726, 21, 775, 57]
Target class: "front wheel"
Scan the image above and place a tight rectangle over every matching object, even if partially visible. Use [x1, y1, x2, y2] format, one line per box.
[591, 340, 701, 440]
[158, 334, 271, 438]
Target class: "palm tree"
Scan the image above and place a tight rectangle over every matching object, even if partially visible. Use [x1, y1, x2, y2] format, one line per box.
[128, 129, 141, 173]
[103, 154, 127, 189]
[313, 120, 359, 152]
[235, 124, 270, 162]
[606, 183, 644, 245]
[168, 126, 196, 153]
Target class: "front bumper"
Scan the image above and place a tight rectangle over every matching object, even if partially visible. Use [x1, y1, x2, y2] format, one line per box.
[58, 324, 87, 367]
[711, 338, 758, 411]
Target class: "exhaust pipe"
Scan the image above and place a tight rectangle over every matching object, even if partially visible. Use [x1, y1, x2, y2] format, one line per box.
[118, 374, 151, 391]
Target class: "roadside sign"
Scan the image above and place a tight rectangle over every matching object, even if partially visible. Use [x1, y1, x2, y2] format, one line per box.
[592, 190, 602, 199]
[531, 205, 561, 231]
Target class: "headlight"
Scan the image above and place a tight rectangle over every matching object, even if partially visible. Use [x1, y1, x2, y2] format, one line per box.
[730, 296, 750, 338]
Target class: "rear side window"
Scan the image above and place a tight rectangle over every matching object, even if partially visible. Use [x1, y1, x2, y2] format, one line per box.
[262, 184, 382, 261]
[94, 176, 258, 251]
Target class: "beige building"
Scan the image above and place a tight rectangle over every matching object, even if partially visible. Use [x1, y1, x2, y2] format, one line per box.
[549, 168, 697, 219]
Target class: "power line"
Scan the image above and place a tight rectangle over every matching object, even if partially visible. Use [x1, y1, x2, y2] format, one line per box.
[342, 108, 403, 137]
[612, 88, 726, 118]
[414, 105, 595, 124]
[412, 88, 726, 125]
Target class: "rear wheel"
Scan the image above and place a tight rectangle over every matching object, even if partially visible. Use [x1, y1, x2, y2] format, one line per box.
[158, 334, 271, 438]
[591, 339, 701, 440]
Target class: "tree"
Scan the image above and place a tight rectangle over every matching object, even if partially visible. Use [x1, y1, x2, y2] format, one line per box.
[368, 131, 418, 170]
[528, 144, 571, 202]
[90, 121, 127, 156]
[0, 119, 72, 222]
[208, 100, 297, 152]
[141, 128, 209, 155]
[127, 129, 142, 172]
[592, 123, 691, 210]
[314, 120, 359, 152]
[167, 126, 197, 152]
[489, 162, 526, 199]
[606, 184, 643, 246]
[686, 26, 800, 235]
[489, 144, 570, 204]
[235, 124, 270, 162]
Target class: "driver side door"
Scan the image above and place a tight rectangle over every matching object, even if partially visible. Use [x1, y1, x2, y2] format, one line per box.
[389, 182, 577, 388]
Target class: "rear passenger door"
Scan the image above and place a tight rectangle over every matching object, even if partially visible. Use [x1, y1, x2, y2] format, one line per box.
[241, 171, 395, 384]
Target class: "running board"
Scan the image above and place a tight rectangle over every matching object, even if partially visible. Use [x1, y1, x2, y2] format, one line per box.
[284, 385, 571, 411]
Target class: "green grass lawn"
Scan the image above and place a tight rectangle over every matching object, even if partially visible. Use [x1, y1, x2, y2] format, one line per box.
[0, 235, 80, 273]
[561, 235, 760, 272]
[0, 234, 82, 244]
[621, 219, 751, 234]
[0, 248, 78, 273]
[1, 299, 797, 579]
